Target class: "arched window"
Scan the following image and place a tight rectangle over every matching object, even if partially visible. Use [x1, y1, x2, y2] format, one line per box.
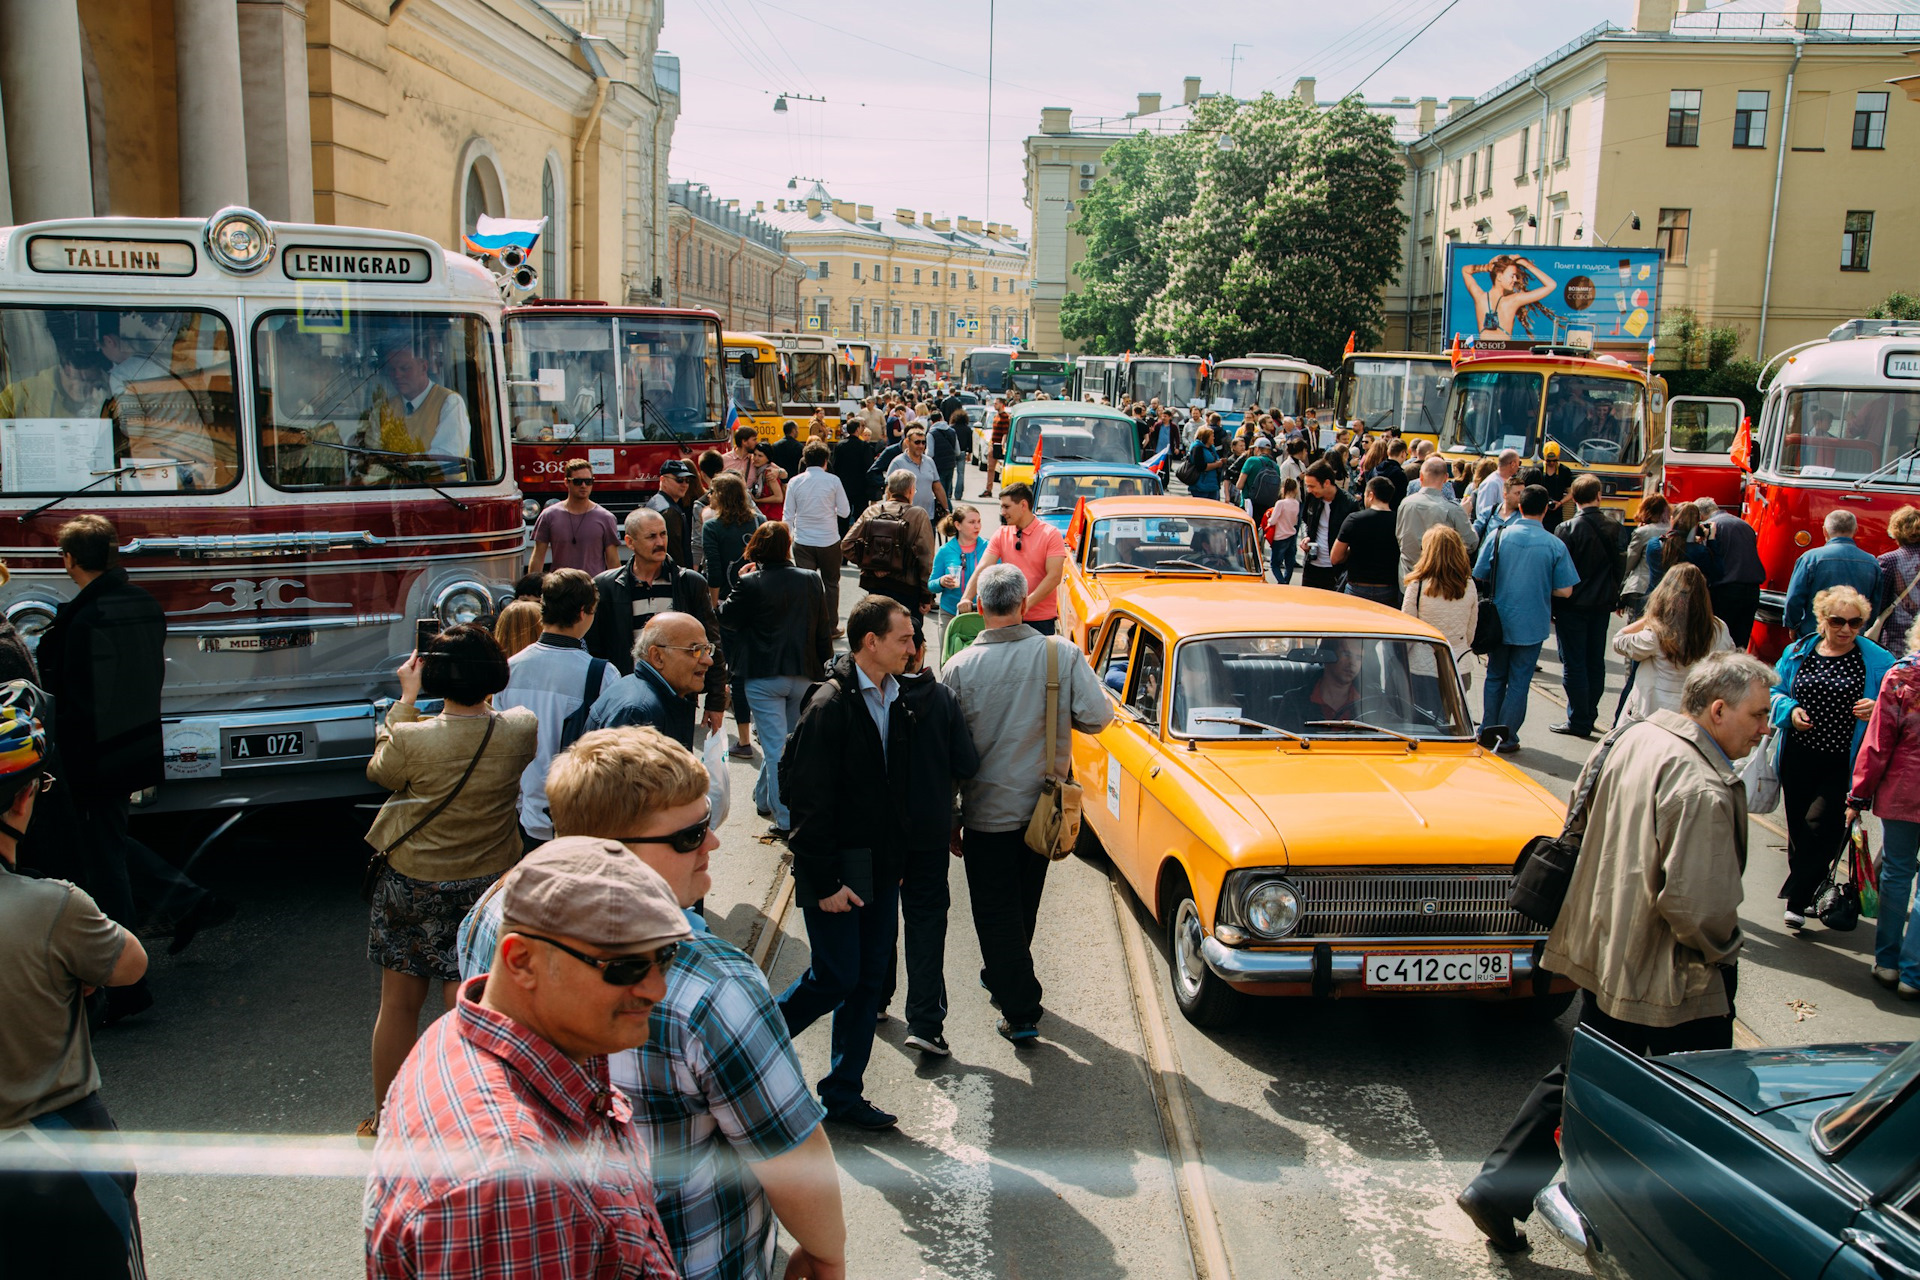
[457, 139, 507, 246]
[464, 167, 490, 238]
[541, 165, 557, 289]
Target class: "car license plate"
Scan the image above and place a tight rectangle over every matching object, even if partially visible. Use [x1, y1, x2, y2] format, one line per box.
[228, 730, 306, 762]
[1363, 952, 1510, 989]
[200, 631, 314, 653]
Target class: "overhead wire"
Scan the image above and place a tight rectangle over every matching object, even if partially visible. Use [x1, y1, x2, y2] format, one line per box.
[1309, 0, 1457, 90]
[1264, 0, 1433, 91]
[1347, 0, 1466, 96]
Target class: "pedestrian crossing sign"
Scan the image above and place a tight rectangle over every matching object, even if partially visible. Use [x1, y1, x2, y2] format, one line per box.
[295, 281, 350, 334]
[805, 315, 821, 331]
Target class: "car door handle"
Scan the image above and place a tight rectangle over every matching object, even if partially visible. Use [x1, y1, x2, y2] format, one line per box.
[1845, 1229, 1920, 1280]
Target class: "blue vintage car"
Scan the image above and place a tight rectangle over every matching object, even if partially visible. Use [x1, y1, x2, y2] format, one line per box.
[1031, 460, 1162, 533]
[1539, 1029, 1920, 1280]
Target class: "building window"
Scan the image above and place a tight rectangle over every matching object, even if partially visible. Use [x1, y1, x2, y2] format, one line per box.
[852, 262, 862, 280]
[1481, 145, 1493, 194]
[1854, 92, 1889, 149]
[1449, 159, 1462, 205]
[1555, 106, 1571, 161]
[890, 308, 901, 334]
[1657, 208, 1690, 264]
[992, 276, 1000, 292]
[1517, 126, 1530, 177]
[540, 166, 557, 290]
[1668, 90, 1701, 147]
[950, 271, 958, 287]
[1842, 211, 1874, 271]
[967, 271, 977, 289]
[911, 308, 922, 336]
[1465, 152, 1477, 199]
[874, 261, 882, 278]
[1733, 90, 1768, 148]
[893, 266, 902, 283]
[817, 260, 829, 279]
[851, 303, 863, 332]
[815, 300, 830, 326]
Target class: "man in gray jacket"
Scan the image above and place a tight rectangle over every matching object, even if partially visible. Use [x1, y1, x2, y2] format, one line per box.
[1457, 650, 1774, 1252]
[1395, 455, 1478, 582]
[940, 564, 1112, 1044]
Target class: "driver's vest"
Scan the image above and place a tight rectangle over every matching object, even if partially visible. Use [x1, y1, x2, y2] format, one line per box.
[374, 384, 452, 455]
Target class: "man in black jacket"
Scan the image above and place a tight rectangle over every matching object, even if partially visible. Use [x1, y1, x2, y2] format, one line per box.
[777, 595, 917, 1130]
[830, 421, 878, 534]
[1550, 475, 1626, 739]
[1296, 460, 1359, 592]
[587, 507, 728, 733]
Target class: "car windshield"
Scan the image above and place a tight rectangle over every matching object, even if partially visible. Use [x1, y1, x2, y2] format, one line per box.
[0, 305, 239, 495]
[1776, 388, 1920, 484]
[1036, 471, 1155, 511]
[1012, 415, 1137, 464]
[1441, 369, 1543, 456]
[1172, 635, 1472, 739]
[785, 352, 836, 404]
[1543, 373, 1646, 466]
[255, 310, 499, 490]
[1131, 361, 1201, 408]
[1815, 1038, 1920, 1154]
[1086, 514, 1257, 573]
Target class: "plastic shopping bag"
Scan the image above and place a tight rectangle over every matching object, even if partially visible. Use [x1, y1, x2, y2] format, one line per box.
[703, 730, 732, 830]
[1738, 735, 1782, 815]
[1855, 820, 1880, 921]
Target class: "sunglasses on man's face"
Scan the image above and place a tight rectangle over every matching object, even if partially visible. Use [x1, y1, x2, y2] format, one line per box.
[514, 932, 679, 986]
[568, 476, 594, 487]
[619, 807, 714, 854]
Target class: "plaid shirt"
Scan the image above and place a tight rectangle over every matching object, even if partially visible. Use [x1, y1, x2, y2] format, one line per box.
[461, 898, 824, 1280]
[364, 977, 680, 1280]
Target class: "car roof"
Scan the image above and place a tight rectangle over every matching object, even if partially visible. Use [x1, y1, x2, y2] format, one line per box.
[1010, 401, 1134, 423]
[1035, 461, 1158, 478]
[1102, 581, 1442, 641]
[1083, 495, 1253, 522]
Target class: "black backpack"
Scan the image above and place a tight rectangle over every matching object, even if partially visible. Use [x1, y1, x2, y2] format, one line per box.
[1246, 464, 1282, 511]
[852, 504, 914, 579]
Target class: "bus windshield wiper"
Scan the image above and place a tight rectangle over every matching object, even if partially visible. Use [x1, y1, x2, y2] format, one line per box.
[1852, 443, 1920, 489]
[18, 460, 182, 523]
[273, 435, 469, 511]
[1192, 715, 1311, 746]
[1306, 719, 1420, 749]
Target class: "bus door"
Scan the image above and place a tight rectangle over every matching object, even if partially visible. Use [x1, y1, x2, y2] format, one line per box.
[1662, 395, 1747, 511]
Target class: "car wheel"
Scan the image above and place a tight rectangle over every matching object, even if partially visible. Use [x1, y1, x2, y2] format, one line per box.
[1167, 886, 1242, 1028]
[1496, 988, 1577, 1023]
[1073, 815, 1105, 861]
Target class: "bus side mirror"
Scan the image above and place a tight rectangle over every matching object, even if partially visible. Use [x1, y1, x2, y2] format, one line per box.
[736, 353, 756, 376]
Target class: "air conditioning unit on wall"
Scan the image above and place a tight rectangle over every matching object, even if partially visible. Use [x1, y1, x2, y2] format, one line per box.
[1079, 163, 1096, 176]
[1079, 178, 1094, 191]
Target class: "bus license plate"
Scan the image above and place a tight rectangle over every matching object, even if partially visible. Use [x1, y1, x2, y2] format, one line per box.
[1363, 952, 1510, 989]
[200, 632, 314, 653]
[228, 730, 306, 763]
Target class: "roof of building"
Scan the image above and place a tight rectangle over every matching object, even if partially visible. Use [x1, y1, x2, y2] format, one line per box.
[755, 188, 1029, 260]
[667, 182, 787, 253]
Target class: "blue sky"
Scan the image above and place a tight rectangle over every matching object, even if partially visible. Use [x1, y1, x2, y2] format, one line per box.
[660, 0, 1639, 233]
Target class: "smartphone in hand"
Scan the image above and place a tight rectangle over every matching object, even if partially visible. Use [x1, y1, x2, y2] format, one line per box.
[415, 618, 442, 653]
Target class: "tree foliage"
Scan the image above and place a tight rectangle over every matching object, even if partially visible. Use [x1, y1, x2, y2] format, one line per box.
[1869, 291, 1920, 321]
[1660, 306, 1743, 371]
[1061, 93, 1407, 368]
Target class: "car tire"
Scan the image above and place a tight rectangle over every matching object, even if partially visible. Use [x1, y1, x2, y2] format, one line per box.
[1166, 880, 1242, 1028]
[1496, 988, 1577, 1023]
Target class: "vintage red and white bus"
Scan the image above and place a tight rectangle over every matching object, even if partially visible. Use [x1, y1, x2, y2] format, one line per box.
[504, 301, 726, 524]
[1661, 319, 1920, 656]
[0, 206, 523, 812]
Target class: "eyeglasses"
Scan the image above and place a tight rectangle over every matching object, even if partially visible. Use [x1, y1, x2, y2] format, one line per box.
[619, 808, 714, 854]
[654, 642, 717, 660]
[22, 772, 55, 794]
[512, 932, 680, 986]
[568, 476, 595, 486]
[1826, 615, 1868, 629]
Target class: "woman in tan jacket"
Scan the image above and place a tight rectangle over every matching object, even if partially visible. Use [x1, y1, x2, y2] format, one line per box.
[361, 624, 537, 1136]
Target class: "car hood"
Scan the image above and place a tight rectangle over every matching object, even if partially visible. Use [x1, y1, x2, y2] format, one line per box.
[1661, 1043, 1910, 1115]
[1190, 747, 1565, 866]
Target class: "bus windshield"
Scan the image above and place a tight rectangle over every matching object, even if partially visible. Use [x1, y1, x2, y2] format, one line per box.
[1010, 361, 1069, 397]
[1215, 366, 1262, 412]
[1543, 373, 1646, 467]
[0, 306, 239, 494]
[726, 349, 779, 413]
[1441, 369, 1542, 457]
[1131, 361, 1201, 409]
[1777, 388, 1920, 484]
[1346, 359, 1450, 436]
[1011, 415, 1139, 464]
[506, 314, 721, 444]
[255, 310, 499, 490]
[1260, 371, 1312, 418]
[965, 350, 1012, 393]
[785, 352, 837, 405]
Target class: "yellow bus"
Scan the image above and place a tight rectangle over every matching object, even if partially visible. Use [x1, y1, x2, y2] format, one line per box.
[755, 331, 843, 437]
[722, 331, 784, 442]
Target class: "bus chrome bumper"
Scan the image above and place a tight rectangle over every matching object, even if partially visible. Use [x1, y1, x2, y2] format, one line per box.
[157, 700, 408, 790]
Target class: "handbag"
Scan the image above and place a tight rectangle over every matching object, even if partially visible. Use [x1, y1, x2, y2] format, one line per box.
[1023, 639, 1085, 861]
[1470, 528, 1506, 657]
[362, 713, 498, 903]
[1737, 733, 1783, 814]
[1867, 564, 1920, 645]
[1814, 850, 1862, 933]
[1508, 723, 1632, 927]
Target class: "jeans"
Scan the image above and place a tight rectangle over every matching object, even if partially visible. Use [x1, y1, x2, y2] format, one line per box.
[1877, 819, 1920, 984]
[1554, 606, 1611, 733]
[963, 827, 1051, 1024]
[743, 675, 813, 829]
[1481, 641, 1546, 744]
[1300, 563, 1342, 592]
[1271, 538, 1297, 585]
[1345, 581, 1397, 606]
[953, 455, 968, 499]
[780, 877, 902, 1109]
[880, 846, 953, 1037]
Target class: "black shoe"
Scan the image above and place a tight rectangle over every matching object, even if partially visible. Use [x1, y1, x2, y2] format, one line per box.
[100, 981, 155, 1027]
[1456, 1184, 1528, 1253]
[825, 1099, 898, 1131]
[167, 895, 237, 956]
[997, 1017, 1040, 1045]
[1547, 722, 1592, 739]
[905, 1032, 951, 1057]
[1494, 739, 1522, 756]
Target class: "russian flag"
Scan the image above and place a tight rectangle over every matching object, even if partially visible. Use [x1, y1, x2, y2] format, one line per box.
[463, 214, 548, 258]
[1144, 444, 1170, 473]
[722, 398, 739, 441]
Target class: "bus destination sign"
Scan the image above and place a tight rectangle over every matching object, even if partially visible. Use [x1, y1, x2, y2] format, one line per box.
[27, 236, 197, 276]
[281, 246, 433, 283]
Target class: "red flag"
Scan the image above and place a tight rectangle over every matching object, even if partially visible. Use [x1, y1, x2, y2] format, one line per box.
[1343, 331, 1356, 357]
[1066, 496, 1088, 551]
[1448, 334, 1461, 369]
[1730, 416, 1753, 472]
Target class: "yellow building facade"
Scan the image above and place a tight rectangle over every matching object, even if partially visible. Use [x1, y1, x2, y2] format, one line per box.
[665, 182, 807, 331]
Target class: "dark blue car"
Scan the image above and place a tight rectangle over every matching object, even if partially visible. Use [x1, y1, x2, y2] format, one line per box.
[1540, 1029, 1920, 1279]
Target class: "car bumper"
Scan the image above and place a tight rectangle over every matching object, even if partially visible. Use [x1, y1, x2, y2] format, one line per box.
[1534, 1183, 1596, 1260]
[1200, 936, 1556, 997]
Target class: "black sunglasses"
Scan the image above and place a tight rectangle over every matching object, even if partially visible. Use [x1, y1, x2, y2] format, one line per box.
[513, 932, 680, 986]
[568, 476, 595, 486]
[619, 807, 713, 854]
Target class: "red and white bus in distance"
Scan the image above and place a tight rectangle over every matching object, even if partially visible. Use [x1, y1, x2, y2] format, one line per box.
[504, 303, 726, 523]
[0, 207, 523, 812]
[1661, 319, 1920, 657]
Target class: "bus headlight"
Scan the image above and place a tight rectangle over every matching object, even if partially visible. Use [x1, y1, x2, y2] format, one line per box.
[434, 582, 492, 627]
[5, 601, 57, 653]
[204, 207, 275, 274]
[522, 498, 543, 523]
[1244, 880, 1301, 939]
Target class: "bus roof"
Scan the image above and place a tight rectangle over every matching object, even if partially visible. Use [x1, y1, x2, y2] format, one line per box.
[510, 303, 722, 323]
[1773, 327, 1920, 390]
[754, 332, 833, 352]
[1452, 349, 1650, 381]
[1342, 350, 1451, 364]
[1215, 355, 1329, 373]
[724, 332, 779, 359]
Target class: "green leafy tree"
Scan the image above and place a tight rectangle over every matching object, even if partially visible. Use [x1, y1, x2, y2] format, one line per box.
[1869, 291, 1920, 321]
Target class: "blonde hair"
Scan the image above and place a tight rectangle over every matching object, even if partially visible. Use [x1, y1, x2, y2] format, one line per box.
[1889, 505, 1920, 549]
[1408, 524, 1471, 600]
[492, 598, 542, 657]
[547, 726, 708, 838]
[1813, 584, 1872, 631]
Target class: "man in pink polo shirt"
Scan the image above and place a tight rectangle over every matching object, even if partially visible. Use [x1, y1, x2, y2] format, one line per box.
[957, 482, 1067, 635]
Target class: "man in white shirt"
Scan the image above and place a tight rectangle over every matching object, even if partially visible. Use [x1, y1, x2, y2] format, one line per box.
[783, 439, 852, 626]
[1476, 448, 1522, 522]
[377, 344, 472, 479]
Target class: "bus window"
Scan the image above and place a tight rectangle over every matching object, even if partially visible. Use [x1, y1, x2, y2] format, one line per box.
[727, 350, 778, 413]
[0, 307, 238, 494]
[255, 311, 499, 490]
[1259, 372, 1311, 418]
[1441, 370, 1542, 458]
[620, 317, 721, 441]
[784, 352, 836, 405]
[505, 316, 614, 443]
[1543, 374, 1646, 467]
[1668, 399, 1742, 455]
[1131, 362, 1200, 408]
[1779, 389, 1920, 482]
[1216, 367, 1261, 412]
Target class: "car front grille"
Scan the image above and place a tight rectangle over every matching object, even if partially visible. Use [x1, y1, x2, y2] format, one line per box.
[1291, 871, 1537, 938]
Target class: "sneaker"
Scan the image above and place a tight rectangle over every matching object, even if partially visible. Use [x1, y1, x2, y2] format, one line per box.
[997, 1017, 1040, 1045]
[905, 1032, 951, 1057]
[1547, 722, 1592, 739]
[728, 742, 755, 761]
[825, 1099, 898, 1131]
[1901, 983, 1920, 1002]
[1785, 909, 1807, 930]
[1874, 966, 1900, 990]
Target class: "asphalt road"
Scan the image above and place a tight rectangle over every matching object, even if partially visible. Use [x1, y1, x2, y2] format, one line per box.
[88, 490, 1919, 1280]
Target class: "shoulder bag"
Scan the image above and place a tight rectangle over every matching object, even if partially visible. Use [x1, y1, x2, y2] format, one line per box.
[558, 657, 611, 752]
[1867, 563, 1920, 645]
[1024, 639, 1085, 861]
[361, 713, 498, 903]
[1470, 529, 1505, 657]
[1507, 722, 1631, 928]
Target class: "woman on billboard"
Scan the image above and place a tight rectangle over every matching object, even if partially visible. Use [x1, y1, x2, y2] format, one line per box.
[1461, 255, 1560, 343]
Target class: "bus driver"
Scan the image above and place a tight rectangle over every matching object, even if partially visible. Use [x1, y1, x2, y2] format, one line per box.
[367, 341, 471, 479]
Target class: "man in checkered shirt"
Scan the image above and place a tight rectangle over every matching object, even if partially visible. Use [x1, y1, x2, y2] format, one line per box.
[457, 728, 847, 1280]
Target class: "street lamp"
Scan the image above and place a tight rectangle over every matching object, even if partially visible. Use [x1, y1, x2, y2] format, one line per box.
[773, 92, 826, 115]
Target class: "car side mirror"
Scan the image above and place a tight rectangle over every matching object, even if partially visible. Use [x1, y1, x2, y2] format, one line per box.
[1477, 725, 1507, 750]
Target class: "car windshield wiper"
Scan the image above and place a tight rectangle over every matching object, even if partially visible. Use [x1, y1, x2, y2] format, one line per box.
[1306, 719, 1420, 749]
[1154, 558, 1225, 573]
[1090, 561, 1151, 573]
[18, 460, 183, 523]
[1192, 715, 1312, 746]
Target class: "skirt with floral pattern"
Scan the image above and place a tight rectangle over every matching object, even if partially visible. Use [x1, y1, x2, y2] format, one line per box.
[368, 865, 500, 980]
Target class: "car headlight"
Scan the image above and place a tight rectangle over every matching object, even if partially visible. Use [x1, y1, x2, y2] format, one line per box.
[522, 498, 543, 523]
[435, 581, 492, 627]
[1244, 880, 1300, 938]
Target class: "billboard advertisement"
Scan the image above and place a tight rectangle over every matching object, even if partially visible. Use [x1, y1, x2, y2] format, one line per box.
[1443, 244, 1663, 355]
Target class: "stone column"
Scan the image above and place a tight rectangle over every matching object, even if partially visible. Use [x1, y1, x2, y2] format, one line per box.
[175, 0, 251, 215]
[237, 0, 313, 223]
[0, 0, 94, 221]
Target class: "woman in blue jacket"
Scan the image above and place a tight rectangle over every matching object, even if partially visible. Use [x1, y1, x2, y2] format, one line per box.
[927, 504, 983, 661]
[1771, 584, 1897, 929]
